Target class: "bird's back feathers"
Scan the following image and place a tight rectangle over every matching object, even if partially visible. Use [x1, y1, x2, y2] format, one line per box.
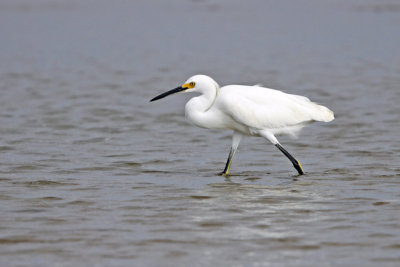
[216, 85, 334, 136]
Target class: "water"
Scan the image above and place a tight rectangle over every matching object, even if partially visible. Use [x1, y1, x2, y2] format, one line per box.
[1, 0, 400, 266]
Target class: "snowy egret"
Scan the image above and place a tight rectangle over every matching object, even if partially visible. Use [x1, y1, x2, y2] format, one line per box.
[150, 75, 334, 175]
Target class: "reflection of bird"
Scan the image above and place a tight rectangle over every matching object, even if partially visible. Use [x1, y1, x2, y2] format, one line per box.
[150, 75, 334, 175]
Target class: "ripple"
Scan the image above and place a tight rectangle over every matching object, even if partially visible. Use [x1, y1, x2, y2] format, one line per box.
[373, 201, 390, 206]
[66, 200, 95, 206]
[72, 137, 105, 144]
[73, 166, 113, 171]
[138, 239, 198, 245]
[89, 108, 123, 117]
[12, 180, 78, 187]
[244, 177, 262, 181]
[371, 257, 400, 263]
[0, 236, 35, 244]
[384, 244, 400, 249]
[273, 244, 320, 250]
[0, 146, 14, 151]
[322, 242, 374, 247]
[112, 161, 142, 167]
[189, 195, 213, 200]
[251, 195, 309, 204]
[105, 153, 135, 158]
[198, 221, 227, 228]
[10, 164, 51, 171]
[35, 196, 63, 201]
[15, 209, 46, 213]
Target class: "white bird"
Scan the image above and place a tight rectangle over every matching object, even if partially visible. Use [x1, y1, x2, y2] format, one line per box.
[150, 75, 334, 175]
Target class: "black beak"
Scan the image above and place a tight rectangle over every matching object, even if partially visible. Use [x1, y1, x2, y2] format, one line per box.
[150, 86, 187, 102]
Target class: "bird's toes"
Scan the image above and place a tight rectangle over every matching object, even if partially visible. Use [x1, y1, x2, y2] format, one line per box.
[293, 160, 304, 175]
[295, 166, 304, 175]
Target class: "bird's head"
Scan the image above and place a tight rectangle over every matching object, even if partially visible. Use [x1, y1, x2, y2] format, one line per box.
[150, 75, 219, 102]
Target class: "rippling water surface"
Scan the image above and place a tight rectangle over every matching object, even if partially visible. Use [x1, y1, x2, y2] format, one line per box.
[1, 0, 400, 266]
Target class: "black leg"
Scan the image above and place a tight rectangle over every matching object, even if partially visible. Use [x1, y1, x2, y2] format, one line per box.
[218, 148, 234, 176]
[275, 144, 304, 175]
[218, 132, 242, 176]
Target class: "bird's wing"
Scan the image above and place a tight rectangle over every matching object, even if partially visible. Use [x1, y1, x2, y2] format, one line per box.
[217, 85, 331, 130]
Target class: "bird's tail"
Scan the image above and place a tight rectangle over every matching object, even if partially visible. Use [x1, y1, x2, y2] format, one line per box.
[312, 104, 334, 122]
[290, 94, 334, 122]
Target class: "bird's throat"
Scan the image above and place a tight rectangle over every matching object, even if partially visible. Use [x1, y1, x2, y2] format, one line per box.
[185, 90, 218, 129]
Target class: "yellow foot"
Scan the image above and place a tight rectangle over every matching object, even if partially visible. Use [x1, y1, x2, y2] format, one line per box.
[295, 160, 304, 175]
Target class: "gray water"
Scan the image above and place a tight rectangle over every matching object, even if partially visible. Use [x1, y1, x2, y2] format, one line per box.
[1, 0, 400, 266]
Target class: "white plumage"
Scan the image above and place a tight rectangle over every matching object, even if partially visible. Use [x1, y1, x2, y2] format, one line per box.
[151, 74, 334, 175]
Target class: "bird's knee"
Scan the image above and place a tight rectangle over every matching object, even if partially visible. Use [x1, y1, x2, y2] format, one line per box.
[259, 130, 279, 145]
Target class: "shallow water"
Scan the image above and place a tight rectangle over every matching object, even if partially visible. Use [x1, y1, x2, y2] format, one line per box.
[1, 0, 400, 266]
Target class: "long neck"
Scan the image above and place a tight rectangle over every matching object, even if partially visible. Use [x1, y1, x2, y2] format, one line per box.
[185, 86, 218, 128]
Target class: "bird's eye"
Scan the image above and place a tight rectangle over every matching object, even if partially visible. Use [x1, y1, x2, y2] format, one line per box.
[190, 82, 196, 88]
